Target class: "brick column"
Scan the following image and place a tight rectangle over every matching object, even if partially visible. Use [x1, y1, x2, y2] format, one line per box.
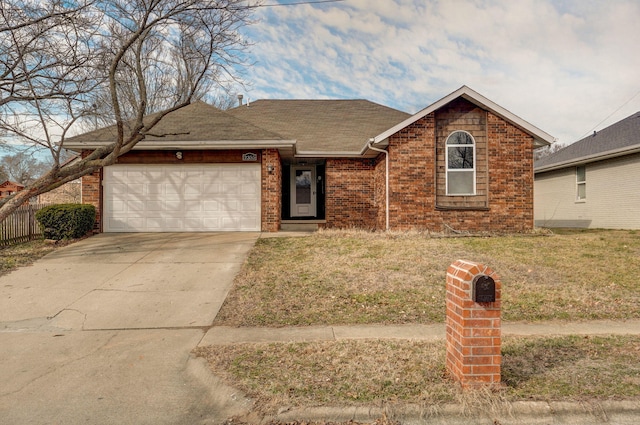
[445, 260, 501, 387]
[261, 149, 281, 232]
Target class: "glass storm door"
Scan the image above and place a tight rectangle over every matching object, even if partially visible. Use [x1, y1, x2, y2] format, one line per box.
[290, 166, 317, 217]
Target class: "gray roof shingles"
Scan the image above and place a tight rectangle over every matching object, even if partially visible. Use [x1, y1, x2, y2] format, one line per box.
[66, 101, 284, 144]
[535, 111, 640, 171]
[226, 99, 411, 152]
[66, 99, 410, 154]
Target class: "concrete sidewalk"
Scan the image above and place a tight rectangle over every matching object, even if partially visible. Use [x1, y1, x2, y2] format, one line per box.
[200, 319, 640, 346]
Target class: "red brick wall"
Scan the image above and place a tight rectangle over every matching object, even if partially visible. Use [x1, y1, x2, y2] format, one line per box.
[81, 168, 102, 231]
[486, 112, 534, 231]
[387, 112, 436, 230]
[261, 149, 281, 232]
[324, 158, 377, 229]
[446, 260, 501, 387]
[383, 100, 535, 233]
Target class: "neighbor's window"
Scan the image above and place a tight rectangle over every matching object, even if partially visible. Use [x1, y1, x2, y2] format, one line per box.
[446, 130, 476, 195]
[576, 165, 586, 201]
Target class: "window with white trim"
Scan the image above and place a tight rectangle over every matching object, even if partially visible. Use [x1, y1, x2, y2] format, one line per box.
[576, 166, 586, 201]
[446, 130, 476, 195]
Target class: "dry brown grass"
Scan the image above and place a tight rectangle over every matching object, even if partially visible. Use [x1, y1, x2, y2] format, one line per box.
[0, 240, 58, 277]
[194, 335, 640, 413]
[214, 229, 640, 326]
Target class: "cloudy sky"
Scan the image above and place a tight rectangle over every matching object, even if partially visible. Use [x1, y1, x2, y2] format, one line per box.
[235, 0, 640, 146]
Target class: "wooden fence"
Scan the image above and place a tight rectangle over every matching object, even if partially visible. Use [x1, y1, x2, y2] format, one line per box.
[0, 204, 47, 247]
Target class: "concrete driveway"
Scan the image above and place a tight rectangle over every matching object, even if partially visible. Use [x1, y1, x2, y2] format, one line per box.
[0, 232, 259, 425]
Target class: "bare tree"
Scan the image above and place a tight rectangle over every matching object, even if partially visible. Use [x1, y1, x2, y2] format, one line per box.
[0, 0, 256, 222]
[534, 142, 566, 161]
[0, 153, 49, 185]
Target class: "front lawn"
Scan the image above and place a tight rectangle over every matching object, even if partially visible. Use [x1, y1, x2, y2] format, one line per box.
[194, 335, 640, 411]
[214, 229, 640, 326]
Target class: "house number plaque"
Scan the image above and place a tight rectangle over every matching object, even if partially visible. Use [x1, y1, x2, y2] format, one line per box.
[242, 152, 257, 161]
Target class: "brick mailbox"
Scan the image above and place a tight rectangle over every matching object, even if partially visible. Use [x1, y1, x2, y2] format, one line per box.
[445, 260, 501, 387]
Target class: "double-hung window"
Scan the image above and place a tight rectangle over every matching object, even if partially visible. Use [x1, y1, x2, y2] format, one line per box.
[446, 130, 476, 195]
[576, 166, 586, 201]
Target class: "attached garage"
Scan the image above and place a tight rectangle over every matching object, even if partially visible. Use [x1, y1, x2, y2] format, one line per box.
[103, 164, 261, 232]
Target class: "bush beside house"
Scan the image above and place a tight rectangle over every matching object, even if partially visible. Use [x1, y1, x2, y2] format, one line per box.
[35, 204, 96, 240]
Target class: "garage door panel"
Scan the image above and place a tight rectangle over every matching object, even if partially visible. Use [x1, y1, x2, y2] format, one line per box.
[241, 200, 258, 212]
[147, 184, 163, 195]
[104, 164, 261, 232]
[146, 200, 164, 211]
[203, 201, 220, 212]
[203, 184, 222, 194]
[128, 200, 145, 211]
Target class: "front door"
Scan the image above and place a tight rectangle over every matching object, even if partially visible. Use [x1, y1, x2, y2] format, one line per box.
[290, 166, 317, 217]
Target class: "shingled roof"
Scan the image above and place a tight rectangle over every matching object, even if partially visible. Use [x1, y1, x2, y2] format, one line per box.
[64, 99, 410, 156]
[65, 101, 284, 144]
[535, 111, 640, 172]
[226, 99, 411, 153]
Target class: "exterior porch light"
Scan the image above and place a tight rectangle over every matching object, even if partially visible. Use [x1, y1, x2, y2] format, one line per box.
[267, 164, 275, 174]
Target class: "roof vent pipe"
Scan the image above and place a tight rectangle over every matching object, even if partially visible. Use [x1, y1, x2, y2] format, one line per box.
[237, 94, 243, 107]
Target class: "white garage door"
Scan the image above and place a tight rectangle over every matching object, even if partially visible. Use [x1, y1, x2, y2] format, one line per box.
[103, 164, 261, 232]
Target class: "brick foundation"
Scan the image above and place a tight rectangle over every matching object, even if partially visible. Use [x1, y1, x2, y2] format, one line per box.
[445, 260, 501, 387]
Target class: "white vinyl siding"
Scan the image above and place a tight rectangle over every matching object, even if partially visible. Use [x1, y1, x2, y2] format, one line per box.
[535, 153, 640, 229]
[103, 164, 261, 232]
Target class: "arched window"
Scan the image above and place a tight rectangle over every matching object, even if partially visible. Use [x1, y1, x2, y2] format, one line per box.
[445, 130, 476, 195]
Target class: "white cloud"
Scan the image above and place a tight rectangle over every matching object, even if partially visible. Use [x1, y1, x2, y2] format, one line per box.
[237, 0, 640, 145]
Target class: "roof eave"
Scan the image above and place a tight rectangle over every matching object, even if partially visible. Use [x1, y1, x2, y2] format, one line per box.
[535, 144, 640, 173]
[64, 139, 297, 155]
[296, 150, 369, 159]
[367, 85, 555, 149]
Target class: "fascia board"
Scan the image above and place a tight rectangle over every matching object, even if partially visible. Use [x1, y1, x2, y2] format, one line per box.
[64, 139, 297, 151]
[535, 144, 640, 173]
[295, 150, 364, 158]
[365, 86, 555, 151]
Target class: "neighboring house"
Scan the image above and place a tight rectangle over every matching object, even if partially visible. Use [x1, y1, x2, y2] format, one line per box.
[0, 181, 24, 200]
[64, 86, 553, 233]
[37, 181, 81, 204]
[534, 111, 640, 229]
[37, 156, 82, 204]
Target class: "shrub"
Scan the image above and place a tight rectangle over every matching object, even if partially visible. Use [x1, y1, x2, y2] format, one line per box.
[36, 204, 96, 240]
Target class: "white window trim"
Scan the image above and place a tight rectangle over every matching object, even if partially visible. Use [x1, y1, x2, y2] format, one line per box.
[445, 130, 476, 196]
[576, 165, 586, 202]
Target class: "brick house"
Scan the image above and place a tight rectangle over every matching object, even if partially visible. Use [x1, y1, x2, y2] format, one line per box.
[0, 181, 24, 200]
[65, 86, 553, 233]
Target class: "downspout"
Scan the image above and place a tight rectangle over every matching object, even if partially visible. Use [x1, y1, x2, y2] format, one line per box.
[367, 140, 390, 231]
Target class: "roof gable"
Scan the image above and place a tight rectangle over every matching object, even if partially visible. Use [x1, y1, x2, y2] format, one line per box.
[369, 86, 555, 149]
[0, 181, 24, 189]
[535, 111, 640, 172]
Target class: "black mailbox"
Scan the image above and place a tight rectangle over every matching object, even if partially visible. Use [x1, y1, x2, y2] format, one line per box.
[472, 275, 496, 303]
